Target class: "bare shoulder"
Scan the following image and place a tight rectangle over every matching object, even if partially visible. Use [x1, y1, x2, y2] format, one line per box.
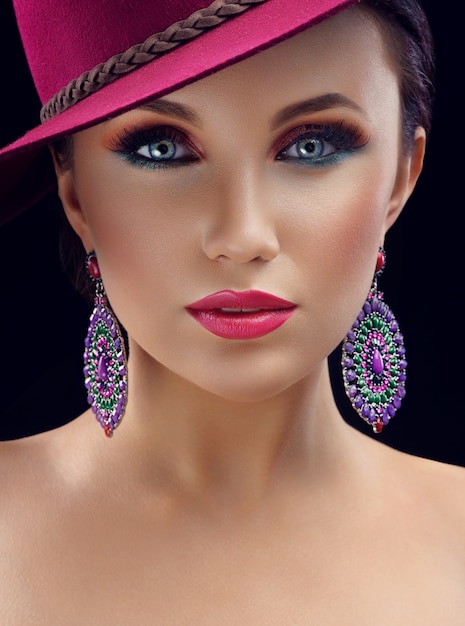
[381, 440, 465, 548]
[400, 447, 465, 509]
[0, 413, 93, 500]
[0, 428, 52, 473]
[354, 428, 465, 549]
[0, 426, 64, 498]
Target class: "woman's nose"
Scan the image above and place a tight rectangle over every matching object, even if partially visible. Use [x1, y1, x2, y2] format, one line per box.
[201, 171, 280, 263]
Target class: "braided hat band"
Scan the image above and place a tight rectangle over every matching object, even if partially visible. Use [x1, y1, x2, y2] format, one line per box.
[40, 0, 268, 122]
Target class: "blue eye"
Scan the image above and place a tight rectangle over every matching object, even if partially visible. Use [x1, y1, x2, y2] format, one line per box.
[136, 138, 192, 162]
[276, 121, 368, 167]
[283, 137, 334, 160]
[113, 126, 199, 169]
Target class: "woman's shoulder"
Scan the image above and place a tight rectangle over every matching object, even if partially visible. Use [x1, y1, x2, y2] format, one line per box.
[0, 413, 93, 498]
[356, 429, 465, 545]
[397, 446, 465, 502]
[383, 442, 465, 546]
[0, 426, 64, 494]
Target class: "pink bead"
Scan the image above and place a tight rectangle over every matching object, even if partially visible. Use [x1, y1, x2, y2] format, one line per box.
[376, 250, 385, 273]
[87, 255, 101, 279]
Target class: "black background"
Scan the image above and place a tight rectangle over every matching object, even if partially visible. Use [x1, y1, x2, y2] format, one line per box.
[1, 1, 464, 464]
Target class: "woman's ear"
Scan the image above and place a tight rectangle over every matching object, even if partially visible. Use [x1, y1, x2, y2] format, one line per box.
[49, 145, 94, 252]
[384, 126, 426, 233]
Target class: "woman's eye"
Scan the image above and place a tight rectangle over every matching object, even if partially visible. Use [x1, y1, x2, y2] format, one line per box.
[136, 138, 193, 162]
[276, 122, 367, 167]
[281, 136, 335, 161]
[112, 126, 199, 169]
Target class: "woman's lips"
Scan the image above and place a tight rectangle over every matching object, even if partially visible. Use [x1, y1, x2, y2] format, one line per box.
[186, 290, 297, 340]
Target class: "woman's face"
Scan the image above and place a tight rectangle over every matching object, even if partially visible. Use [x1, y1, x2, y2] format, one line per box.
[59, 7, 424, 402]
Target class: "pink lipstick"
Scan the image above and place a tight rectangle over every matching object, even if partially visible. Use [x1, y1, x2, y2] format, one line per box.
[186, 290, 296, 340]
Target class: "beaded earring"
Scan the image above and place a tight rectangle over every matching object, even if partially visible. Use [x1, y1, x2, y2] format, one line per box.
[341, 247, 407, 434]
[83, 252, 128, 437]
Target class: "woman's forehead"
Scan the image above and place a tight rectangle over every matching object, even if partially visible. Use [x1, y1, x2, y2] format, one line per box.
[182, 12, 384, 86]
[148, 9, 395, 118]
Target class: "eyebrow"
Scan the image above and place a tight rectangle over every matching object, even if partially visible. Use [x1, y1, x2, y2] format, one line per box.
[271, 93, 366, 129]
[139, 93, 364, 129]
[139, 98, 201, 125]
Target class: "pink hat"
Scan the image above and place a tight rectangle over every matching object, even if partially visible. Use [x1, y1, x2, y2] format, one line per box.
[0, 0, 360, 224]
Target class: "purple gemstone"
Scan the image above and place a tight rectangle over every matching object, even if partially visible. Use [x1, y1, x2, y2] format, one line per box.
[363, 301, 372, 315]
[354, 395, 363, 408]
[343, 357, 354, 368]
[372, 349, 384, 375]
[397, 385, 406, 399]
[346, 369, 356, 383]
[346, 385, 356, 398]
[97, 355, 109, 381]
[362, 403, 371, 419]
[345, 342, 355, 354]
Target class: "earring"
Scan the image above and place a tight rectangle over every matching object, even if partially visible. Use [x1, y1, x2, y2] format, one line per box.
[341, 247, 407, 434]
[83, 252, 128, 437]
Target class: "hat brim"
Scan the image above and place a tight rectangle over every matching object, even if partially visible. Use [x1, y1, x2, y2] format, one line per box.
[0, 0, 359, 224]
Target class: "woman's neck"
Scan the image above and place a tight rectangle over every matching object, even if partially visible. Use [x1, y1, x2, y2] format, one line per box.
[111, 345, 355, 506]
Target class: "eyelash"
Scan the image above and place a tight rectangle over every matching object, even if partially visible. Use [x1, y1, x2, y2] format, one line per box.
[275, 121, 368, 167]
[111, 126, 199, 170]
[110, 120, 368, 171]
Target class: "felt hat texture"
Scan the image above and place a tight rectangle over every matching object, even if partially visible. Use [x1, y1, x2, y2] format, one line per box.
[0, 0, 360, 223]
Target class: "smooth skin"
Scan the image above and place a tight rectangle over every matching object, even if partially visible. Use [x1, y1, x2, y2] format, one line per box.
[1, 6, 465, 624]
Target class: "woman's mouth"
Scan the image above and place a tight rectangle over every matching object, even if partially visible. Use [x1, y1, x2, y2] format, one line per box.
[186, 290, 297, 340]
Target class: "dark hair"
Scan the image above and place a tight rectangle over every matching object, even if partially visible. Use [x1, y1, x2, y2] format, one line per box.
[53, 0, 435, 298]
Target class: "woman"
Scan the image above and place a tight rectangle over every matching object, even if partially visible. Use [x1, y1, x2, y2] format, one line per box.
[0, 0, 464, 622]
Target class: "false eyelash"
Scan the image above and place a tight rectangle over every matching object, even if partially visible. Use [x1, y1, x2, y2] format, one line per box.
[111, 126, 173, 151]
[276, 120, 369, 157]
[110, 124, 199, 167]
